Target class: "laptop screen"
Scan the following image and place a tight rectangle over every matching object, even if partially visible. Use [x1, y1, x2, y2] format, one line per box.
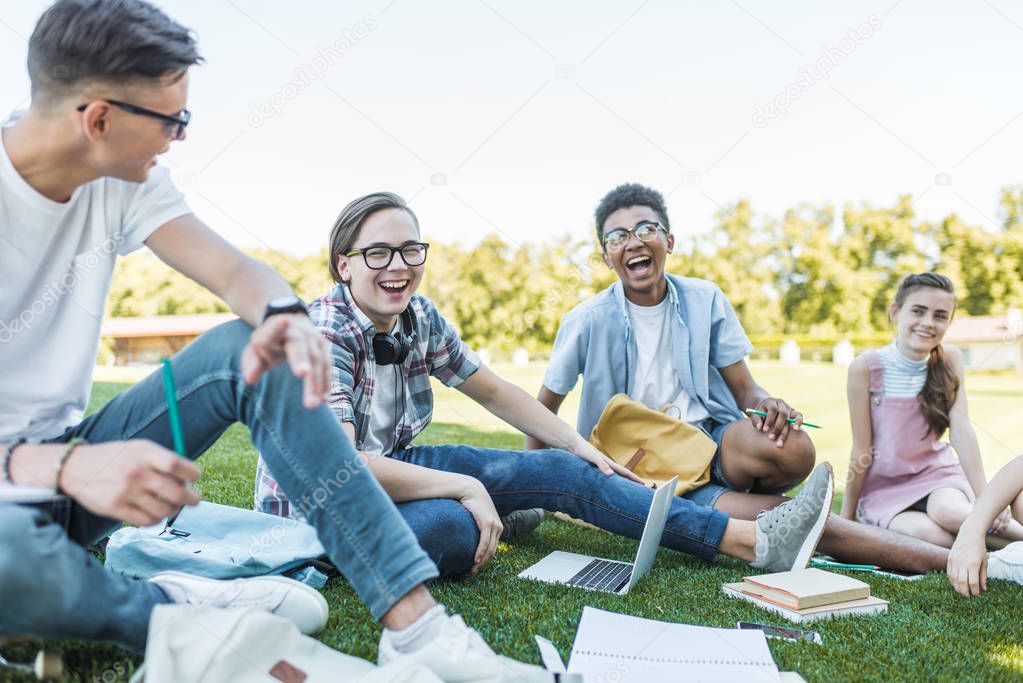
[625, 476, 678, 591]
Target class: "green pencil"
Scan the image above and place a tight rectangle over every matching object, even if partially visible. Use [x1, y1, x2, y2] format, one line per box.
[745, 408, 821, 429]
[811, 558, 879, 571]
[161, 358, 186, 456]
[161, 358, 187, 532]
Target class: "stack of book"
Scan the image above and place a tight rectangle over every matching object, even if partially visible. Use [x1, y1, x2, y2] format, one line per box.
[723, 568, 888, 624]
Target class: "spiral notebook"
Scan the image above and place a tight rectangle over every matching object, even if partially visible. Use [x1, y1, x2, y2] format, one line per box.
[558, 607, 779, 682]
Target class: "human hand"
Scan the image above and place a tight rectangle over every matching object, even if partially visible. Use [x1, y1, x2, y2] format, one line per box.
[61, 440, 201, 527]
[750, 397, 803, 447]
[947, 531, 988, 597]
[990, 506, 1012, 535]
[574, 442, 645, 484]
[457, 477, 504, 575]
[241, 314, 331, 408]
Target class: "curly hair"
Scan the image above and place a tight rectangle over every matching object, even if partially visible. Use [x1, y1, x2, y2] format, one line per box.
[593, 183, 670, 244]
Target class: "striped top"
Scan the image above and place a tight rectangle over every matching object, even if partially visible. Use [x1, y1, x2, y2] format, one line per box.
[877, 342, 928, 397]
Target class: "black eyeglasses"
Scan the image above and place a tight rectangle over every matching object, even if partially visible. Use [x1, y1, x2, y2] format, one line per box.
[602, 220, 668, 251]
[76, 99, 191, 140]
[345, 242, 430, 269]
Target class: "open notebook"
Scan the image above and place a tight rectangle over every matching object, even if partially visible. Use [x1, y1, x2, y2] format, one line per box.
[540, 607, 780, 682]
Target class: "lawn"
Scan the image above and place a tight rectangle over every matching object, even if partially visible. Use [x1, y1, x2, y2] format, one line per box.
[6, 361, 1023, 681]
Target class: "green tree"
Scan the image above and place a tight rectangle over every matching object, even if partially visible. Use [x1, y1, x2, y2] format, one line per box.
[934, 214, 1023, 316]
[839, 196, 930, 329]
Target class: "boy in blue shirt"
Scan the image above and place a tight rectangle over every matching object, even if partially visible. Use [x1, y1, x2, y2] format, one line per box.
[529, 183, 952, 572]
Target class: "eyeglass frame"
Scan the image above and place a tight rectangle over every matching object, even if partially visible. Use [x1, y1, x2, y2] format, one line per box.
[601, 220, 669, 251]
[344, 242, 431, 270]
[76, 99, 191, 140]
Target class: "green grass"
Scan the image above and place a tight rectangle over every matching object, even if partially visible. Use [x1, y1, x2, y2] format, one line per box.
[7, 362, 1023, 681]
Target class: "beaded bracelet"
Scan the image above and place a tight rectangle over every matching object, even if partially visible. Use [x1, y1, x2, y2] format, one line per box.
[55, 437, 87, 495]
[1, 437, 27, 484]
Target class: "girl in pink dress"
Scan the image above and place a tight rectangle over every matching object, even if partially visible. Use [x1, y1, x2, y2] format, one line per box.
[841, 273, 1023, 548]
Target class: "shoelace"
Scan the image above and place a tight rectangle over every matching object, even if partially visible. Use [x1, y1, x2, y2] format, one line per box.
[757, 499, 793, 531]
[759, 470, 828, 532]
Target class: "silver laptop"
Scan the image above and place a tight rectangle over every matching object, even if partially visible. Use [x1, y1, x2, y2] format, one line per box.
[517, 476, 678, 595]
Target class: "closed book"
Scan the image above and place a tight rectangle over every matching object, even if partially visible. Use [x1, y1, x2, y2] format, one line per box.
[722, 583, 888, 624]
[739, 568, 871, 609]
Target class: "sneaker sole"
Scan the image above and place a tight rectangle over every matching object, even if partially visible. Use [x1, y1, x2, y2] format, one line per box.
[791, 463, 834, 570]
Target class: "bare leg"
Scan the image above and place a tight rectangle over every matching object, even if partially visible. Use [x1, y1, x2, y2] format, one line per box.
[926, 488, 1023, 549]
[718, 420, 816, 494]
[718, 519, 756, 562]
[889, 510, 956, 548]
[380, 585, 436, 630]
[927, 488, 975, 535]
[823, 514, 948, 571]
[714, 491, 949, 573]
[714, 490, 791, 519]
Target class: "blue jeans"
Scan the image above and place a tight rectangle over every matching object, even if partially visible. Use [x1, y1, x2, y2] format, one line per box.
[0, 320, 437, 652]
[396, 499, 478, 577]
[392, 444, 730, 561]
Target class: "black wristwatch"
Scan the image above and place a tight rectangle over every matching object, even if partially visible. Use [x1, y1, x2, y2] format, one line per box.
[263, 296, 308, 322]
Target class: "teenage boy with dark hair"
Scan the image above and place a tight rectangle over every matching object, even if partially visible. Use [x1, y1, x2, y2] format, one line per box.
[528, 182, 954, 573]
[0, 2, 553, 679]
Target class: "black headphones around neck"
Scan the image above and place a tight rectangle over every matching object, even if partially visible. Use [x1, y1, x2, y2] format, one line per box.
[373, 307, 417, 366]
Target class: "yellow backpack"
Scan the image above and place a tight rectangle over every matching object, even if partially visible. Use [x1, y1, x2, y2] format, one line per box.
[588, 393, 717, 495]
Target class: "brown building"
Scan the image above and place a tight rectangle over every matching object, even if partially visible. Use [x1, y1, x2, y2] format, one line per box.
[101, 313, 238, 365]
[943, 308, 1022, 373]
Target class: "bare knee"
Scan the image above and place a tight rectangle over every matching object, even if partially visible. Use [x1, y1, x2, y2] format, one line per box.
[928, 503, 969, 533]
[889, 512, 955, 547]
[751, 432, 816, 494]
[779, 431, 815, 481]
[927, 490, 973, 533]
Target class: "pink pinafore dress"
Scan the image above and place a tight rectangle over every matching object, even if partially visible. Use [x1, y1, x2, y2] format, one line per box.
[856, 349, 975, 529]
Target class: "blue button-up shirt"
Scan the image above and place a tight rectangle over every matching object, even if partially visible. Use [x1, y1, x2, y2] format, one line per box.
[543, 274, 753, 439]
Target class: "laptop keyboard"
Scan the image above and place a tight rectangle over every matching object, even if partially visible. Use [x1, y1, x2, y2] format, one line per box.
[566, 558, 633, 592]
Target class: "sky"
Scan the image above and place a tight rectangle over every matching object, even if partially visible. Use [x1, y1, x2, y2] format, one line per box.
[2, 0, 1022, 256]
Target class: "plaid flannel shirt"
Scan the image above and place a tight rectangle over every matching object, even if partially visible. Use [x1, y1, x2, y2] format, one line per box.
[254, 284, 481, 517]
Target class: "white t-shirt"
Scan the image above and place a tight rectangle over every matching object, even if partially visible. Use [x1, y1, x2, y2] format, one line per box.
[0, 115, 191, 441]
[627, 297, 709, 424]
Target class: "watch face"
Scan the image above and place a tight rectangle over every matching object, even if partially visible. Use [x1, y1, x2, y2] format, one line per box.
[268, 296, 301, 308]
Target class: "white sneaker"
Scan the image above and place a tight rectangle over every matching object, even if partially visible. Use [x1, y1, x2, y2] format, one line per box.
[149, 571, 329, 635]
[378, 612, 554, 683]
[988, 541, 1023, 585]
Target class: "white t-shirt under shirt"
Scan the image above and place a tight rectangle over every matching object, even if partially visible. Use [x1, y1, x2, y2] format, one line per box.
[361, 320, 402, 456]
[627, 297, 709, 424]
[0, 115, 192, 442]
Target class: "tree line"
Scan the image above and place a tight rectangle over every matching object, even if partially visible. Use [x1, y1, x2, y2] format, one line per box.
[106, 188, 1023, 355]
